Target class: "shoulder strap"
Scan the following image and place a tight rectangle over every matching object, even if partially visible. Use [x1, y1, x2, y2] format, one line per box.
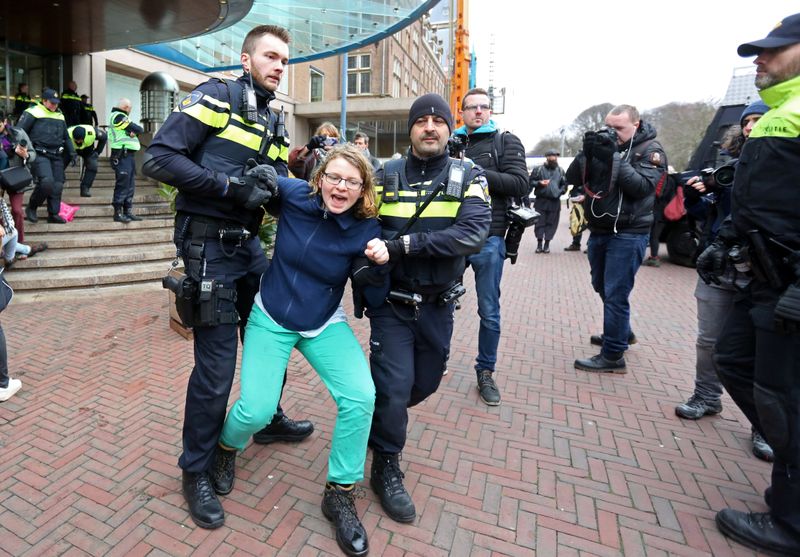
[492, 130, 507, 165]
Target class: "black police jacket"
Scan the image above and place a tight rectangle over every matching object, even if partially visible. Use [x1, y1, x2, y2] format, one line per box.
[143, 75, 287, 227]
[17, 104, 75, 159]
[566, 121, 665, 234]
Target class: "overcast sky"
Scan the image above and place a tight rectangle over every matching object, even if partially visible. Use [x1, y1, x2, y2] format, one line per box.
[468, 1, 797, 149]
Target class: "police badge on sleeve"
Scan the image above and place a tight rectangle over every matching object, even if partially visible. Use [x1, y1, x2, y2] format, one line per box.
[178, 91, 204, 111]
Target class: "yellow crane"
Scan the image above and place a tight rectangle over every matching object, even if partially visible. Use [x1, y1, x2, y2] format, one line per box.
[449, 0, 470, 128]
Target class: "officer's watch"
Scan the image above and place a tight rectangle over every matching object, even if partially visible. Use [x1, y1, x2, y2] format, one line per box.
[402, 234, 411, 255]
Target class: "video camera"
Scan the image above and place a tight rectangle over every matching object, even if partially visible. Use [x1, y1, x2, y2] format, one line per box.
[447, 134, 467, 158]
[505, 203, 540, 264]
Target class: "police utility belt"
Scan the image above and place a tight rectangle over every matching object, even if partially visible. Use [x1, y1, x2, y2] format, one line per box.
[162, 214, 250, 328]
[727, 229, 797, 291]
[35, 146, 64, 156]
[110, 148, 134, 158]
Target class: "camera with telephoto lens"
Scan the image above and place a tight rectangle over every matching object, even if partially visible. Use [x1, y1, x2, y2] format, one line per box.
[504, 204, 540, 264]
[447, 134, 467, 158]
[593, 127, 618, 145]
[700, 162, 736, 191]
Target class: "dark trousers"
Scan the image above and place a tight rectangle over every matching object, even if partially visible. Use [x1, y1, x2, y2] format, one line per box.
[28, 154, 65, 216]
[0, 323, 7, 389]
[112, 153, 136, 209]
[366, 301, 454, 454]
[648, 219, 666, 257]
[714, 282, 800, 535]
[533, 197, 561, 242]
[177, 230, 270, 473]
[80, 152, 98, 191]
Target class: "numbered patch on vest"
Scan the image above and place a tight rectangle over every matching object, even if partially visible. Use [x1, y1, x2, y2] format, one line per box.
[179, 91, 204, 111]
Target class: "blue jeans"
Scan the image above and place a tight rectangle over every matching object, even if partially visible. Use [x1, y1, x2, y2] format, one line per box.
[587, 232, 648, 356]
[467, 235, 505, 373]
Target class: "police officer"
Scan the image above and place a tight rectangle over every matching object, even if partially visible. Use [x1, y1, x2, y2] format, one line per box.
[366, 93, 491, 523]
[68, 124, 107, 197]
[19, 88, 76, 224]
[12, 83, 34, 123]
[142, 24, 312, 530]
[79, 95, 99, 127]
[698, 13, 800, 555]
[108, 98, 144, 222]
[60, 80, 82, 127]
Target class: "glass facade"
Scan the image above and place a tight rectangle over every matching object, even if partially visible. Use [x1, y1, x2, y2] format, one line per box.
[0, 49, 63, 118]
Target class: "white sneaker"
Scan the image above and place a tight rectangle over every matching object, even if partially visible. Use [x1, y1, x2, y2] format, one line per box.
[0, 378, 21, 402]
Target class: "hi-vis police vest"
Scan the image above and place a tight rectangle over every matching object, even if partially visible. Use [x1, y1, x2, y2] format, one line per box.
[108, 109, 141, 151]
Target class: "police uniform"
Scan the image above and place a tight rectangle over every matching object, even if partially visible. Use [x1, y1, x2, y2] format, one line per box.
[108, 106, 143, 221]
[18, 97, 75, 223]
[68, 124, 107, 197]
[12, 91, 34, 123]
[60, 87, 82, 127]
[79, 97, 99, 127]
[143, 74, 291, 476]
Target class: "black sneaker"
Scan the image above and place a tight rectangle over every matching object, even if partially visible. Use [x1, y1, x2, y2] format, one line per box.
[370, 452, 415, 523]
[751, 429, 774, 462]
[716, 509, 800, 556]
[590, 332, 637, 346]
[321, 483, 369, 557]
[182, 471, 224, 529]
[574, 353, 627, 374]
[675, 394, 722, 420]
[24, 206, 38, 223]
[252, 414, 314, 444]
[476, 369, 500, 406]
[564, 243, 581, 251]
[124, 210, 143, 221]
[210, 445, 236, 495]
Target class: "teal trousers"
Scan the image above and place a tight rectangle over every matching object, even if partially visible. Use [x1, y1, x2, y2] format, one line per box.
[220, 306, 375, 484]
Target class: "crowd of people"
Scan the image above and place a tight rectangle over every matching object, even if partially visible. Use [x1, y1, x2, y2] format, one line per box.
[2, 12, 799, 557]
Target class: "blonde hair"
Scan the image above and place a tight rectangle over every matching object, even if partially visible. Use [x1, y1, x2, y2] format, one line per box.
[314, 121, 339, 138]
[309, 144, 378, 219]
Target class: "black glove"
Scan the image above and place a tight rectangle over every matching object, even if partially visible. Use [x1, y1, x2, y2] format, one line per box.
[384, 239, 404, 260]
[775, 283, 800, 334]
[226, 175, 271, 210]
[244, 158, 279, 198]
[582, 131, 596, 161]
[71, 154, 79, 167]
[306, 135, 326, 151]
[696, 239, 728, 285]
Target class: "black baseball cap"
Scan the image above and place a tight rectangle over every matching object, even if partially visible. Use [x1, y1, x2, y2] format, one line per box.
[738, 13, 800, 56]
[42, 88, 60, 103]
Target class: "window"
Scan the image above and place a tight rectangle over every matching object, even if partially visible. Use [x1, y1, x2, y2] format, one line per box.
[392, 57, 402, 98]
[412, 30, 419, 61]
[411, 78, 418, 96]
[347, 53, 371, 95]
[310, 68, 324, 102]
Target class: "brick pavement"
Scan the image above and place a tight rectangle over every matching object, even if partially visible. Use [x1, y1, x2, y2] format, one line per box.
[0, 210, 771, 556]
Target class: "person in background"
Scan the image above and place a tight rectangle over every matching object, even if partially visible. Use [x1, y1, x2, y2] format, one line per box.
[69, 124, 107, 198]
[12, 84, 34, 123]
[79, 95, 99, 127]
[353, 131, 381, 172]
[530, 148, 568, 254]
[60, 80, 82, 127]
[289, 121, 339, 180]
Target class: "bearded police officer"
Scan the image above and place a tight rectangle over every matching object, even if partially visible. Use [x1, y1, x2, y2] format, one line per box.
[365, 93, 491, 524]
[143, 24, 311, 529]
[68, 124, 107, 197]
[698, 13, 800, 555]
[19, 88, 76, 224]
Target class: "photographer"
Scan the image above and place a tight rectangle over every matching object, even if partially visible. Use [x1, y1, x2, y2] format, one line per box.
[365, 93, 490, 525]
[566, 104, 667, 373]
[452, 87, 529, 406]
[142, 25, 312, 530]
[700, 14, 800, 554]
[288, 121, 340, 180]
[675, 101, 774, 464]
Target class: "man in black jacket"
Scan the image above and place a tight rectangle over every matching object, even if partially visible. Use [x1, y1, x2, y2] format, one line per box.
[452, 87, 529, 405]
[530, 148, 568, 253]
[566, 104, 666, 373]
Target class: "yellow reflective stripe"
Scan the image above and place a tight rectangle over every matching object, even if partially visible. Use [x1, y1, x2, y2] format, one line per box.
[379, 199, 459, 218]
[267, 143, 289, 162]
[465, 179, 489, 201]
[181, 103, 229, 128]
[229, 112, 265, 133]
[217, 124, 261, 150]
[26, 104, 64, 120]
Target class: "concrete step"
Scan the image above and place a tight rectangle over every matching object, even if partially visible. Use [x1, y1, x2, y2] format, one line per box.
[24, 228, 174, 249]
[23, 203, 172, 220]
[59, 190, 167, 205]
[11, 281, 165, 304]
[10, 243, 175, 269]
[24, 216, 173, 234]
[6, 259, 168, 291]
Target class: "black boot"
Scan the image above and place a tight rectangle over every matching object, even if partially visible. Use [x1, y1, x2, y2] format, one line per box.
[321, 483, 369, 557]
[210, 444, 236, 495]
[182, 471, 224, 529]
[113, 206, 131, 223]
[574, 352, 627, 374]
[80, 187, 92, 197]
[543, 241, 550, 254]
[125, 208, 143, 221]
[370, 452, 415, 523]
[24, 205, 38, 223]
[535, 240, 543, 254]
[252, 414, 314, 444]
[716, 509, 800, 556]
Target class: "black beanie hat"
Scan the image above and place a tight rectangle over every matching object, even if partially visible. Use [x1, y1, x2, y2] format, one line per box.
[407, 93, 453, 135]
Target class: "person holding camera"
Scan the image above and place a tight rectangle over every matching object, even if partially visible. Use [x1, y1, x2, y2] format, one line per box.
[288, 121, 340, 180]
[696, 14, 800, 555]
[451, 87, 529, 406]
[364, 93, 491, 523]
[19, 88, 76, 225]
[530, 148, 568, 254]
[566, 104, 667, 373]
[213, 144, 386, 557]
[142, 24, 312, 530]
[675, 100, 773, 463]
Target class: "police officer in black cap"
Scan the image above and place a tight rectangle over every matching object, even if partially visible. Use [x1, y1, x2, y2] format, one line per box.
[143, 24, 311, 529]
[699, 12, 800, 556]
[18, 88, 76, 224]
[365, 92, 491, 524]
